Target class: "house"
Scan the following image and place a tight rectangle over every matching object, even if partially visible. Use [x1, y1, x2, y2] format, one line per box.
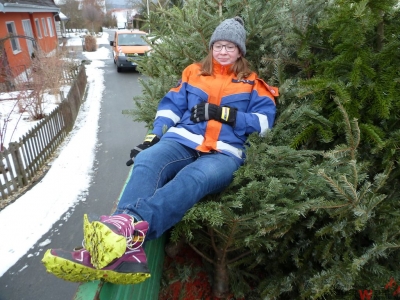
[0, 0, 60, 91]
[56, 11, 68, 39]
[110, 8, 137, 29]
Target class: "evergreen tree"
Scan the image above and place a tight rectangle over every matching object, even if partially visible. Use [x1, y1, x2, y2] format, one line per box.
[128, 0, 400, 298]
[294, 0, 400, 169]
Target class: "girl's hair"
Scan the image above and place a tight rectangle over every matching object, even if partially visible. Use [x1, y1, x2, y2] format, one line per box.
[198, 51, 252, 80]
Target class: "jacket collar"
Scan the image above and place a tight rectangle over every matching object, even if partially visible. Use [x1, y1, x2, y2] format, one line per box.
[212, 59, 233, 75]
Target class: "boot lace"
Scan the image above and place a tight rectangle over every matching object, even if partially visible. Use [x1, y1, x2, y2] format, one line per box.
[104, 215, 145, 250]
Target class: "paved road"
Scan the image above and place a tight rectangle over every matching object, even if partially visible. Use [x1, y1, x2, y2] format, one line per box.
[0, 29, 148, 300]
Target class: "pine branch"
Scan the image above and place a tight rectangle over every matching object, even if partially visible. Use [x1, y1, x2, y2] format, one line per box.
[227, 249, 253, 265]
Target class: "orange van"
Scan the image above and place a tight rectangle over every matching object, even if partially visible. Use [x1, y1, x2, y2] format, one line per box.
[109, 29, 151, 72]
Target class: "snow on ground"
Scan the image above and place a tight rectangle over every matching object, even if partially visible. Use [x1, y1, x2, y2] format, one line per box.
[0, 32, 111, 277]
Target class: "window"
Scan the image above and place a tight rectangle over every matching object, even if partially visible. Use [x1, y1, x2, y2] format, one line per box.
[22, 20, 34, 57]
[41, 18, 48, 36]
[35, 19, 42, 38]
[6, 22, 21, 52]
[47, 17, 54, 37]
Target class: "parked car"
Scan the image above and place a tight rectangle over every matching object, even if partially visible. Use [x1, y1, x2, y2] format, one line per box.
[109, 29, 151, 72]
[117, 22, 125, 30]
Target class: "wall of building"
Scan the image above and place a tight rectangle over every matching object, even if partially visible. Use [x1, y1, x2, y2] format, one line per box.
[0, 12, 58, 80]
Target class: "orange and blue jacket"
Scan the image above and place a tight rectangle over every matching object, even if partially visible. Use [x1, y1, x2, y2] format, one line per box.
[152, 60, 278, 164]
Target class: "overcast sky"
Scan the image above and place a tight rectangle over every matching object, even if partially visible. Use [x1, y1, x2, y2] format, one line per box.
[0, 32, 111, 277]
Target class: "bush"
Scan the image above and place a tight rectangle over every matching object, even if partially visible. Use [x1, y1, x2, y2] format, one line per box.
[84, 35, 97, 52]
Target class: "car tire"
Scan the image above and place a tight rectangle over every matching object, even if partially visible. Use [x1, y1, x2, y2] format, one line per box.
[117, 67, 122, 72]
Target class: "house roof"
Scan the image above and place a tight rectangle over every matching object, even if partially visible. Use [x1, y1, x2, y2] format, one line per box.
[0, 0, 60, 13]
[59, 11, 68, 20]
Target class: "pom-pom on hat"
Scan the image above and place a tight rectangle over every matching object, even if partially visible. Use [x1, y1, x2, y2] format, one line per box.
[209, 16, 246, 56]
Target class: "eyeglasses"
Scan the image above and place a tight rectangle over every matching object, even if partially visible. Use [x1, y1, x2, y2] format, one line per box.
[212, 44, 237, 52]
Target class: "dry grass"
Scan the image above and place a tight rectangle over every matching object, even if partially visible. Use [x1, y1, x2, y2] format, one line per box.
[12, 49, 79, 120]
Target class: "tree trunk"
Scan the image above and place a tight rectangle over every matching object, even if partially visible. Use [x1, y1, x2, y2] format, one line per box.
[212, 249, 230, 298]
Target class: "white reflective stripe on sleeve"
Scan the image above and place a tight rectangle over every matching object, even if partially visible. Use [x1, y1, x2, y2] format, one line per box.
[216, 141, 243, 159]
[155, 110, 181, 124]
[168, 127, 204, 144]
[253, 113, 269, 136]
[168, 127, 242, 159]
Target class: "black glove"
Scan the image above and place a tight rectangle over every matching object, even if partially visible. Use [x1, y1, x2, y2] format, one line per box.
[126, 134, 160, 166]
[190, 102, 237, 126]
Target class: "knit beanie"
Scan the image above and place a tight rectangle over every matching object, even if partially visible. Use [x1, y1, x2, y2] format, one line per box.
[209, 16, 246, 56]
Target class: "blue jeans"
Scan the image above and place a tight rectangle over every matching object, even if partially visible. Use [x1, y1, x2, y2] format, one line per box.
[114, 139, 241, 240]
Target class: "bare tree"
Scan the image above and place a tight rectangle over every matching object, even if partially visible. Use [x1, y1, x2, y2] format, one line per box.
[59, 0, 85, 30]
[125, 0, 182, 15]
[103, 11, 117, 28]
[125, 0, 144, 12]
[83, 7, 103, 32]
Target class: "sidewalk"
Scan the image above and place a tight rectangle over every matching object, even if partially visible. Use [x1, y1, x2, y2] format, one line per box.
[59, 32, 109, 60]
